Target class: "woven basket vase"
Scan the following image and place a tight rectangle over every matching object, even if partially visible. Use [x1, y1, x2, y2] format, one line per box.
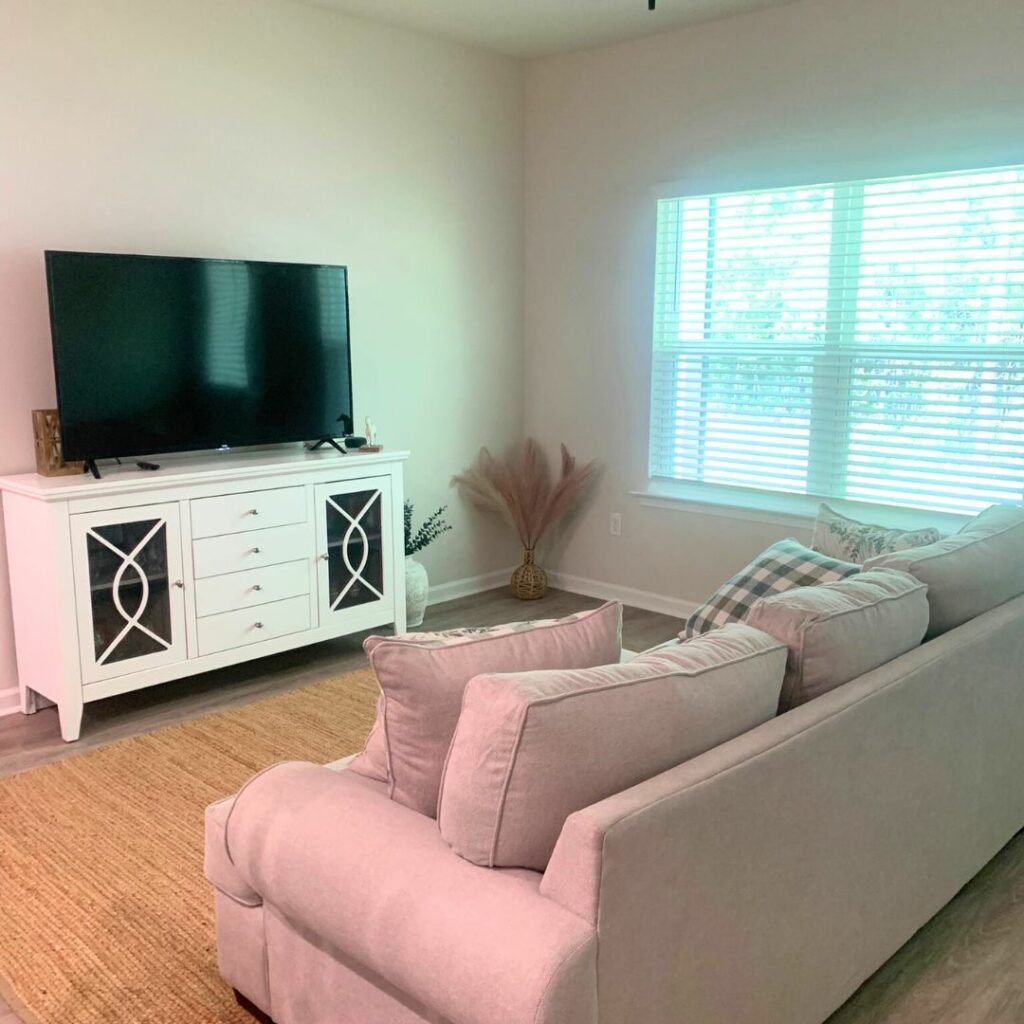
[511, 547, 547, 600]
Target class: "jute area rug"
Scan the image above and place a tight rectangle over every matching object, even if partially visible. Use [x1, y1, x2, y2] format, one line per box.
[0, 668, 379, 1024]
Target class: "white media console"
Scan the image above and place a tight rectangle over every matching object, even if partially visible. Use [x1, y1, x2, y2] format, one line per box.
[0, 447, 408, 741]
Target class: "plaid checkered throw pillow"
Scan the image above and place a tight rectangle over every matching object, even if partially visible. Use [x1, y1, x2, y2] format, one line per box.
[682, 539, 859, 638]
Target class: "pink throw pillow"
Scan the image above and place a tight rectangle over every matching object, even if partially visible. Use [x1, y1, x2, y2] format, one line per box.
[349, 601, 622, 817]
[437, 624, 786, 870]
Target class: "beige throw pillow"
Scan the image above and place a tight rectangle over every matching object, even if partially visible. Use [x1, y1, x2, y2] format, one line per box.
[811, 503, 942, 565]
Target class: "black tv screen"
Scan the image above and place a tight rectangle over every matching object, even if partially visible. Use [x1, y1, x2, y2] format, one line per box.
[46, 251, 353, 461]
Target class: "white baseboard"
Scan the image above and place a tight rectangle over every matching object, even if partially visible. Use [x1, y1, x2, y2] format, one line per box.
[427, 567, 515, 607]
[547, 571, 698, 621]
[0, 685, 21, 717]
[426, 565, 697, 621]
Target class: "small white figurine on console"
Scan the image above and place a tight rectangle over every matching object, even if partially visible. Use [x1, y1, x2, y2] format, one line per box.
[364, 417, 377, 446]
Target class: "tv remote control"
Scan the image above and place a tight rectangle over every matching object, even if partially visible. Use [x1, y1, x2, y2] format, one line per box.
[136, 461, 161, 471]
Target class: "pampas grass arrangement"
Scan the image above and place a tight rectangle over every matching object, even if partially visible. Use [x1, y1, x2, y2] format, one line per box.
[452, 438, 599, 599]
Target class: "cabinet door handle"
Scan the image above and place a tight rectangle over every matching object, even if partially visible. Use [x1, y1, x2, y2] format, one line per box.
[254, 622, 264, 629]
[320, 553, 329, 561]
[173, 580, 184, 589]
[252, 584, 263, 592]
[248, 508, 259, 516]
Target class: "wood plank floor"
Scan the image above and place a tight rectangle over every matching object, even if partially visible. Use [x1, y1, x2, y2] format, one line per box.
[0, 587, 1021, 1023]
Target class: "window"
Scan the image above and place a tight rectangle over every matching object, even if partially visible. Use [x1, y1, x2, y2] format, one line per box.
[649, 166, 1024, 515]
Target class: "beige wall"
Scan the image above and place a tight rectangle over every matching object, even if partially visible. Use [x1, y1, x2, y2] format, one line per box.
[0, 0, 523, 695]
[523, 0, 1024, 608]
[3, 0, 1023, 701]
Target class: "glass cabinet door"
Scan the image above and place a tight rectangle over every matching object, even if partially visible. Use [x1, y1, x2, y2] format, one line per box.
[71, 503, 187, 684]
[315, 478, 393, 625]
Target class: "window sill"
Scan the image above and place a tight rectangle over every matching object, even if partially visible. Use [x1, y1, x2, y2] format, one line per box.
[631, 481, 971, 534]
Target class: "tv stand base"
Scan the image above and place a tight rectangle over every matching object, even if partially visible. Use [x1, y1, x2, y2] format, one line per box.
[307, 437, 347, 455]
[83, 459, 102, 480]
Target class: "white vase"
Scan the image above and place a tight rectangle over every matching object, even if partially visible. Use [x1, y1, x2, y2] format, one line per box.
[405, 555, 429, 628]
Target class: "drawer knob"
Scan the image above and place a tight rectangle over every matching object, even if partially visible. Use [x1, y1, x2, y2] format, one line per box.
[173, 580, 184, 589]
[252, 584, 263, 592]
[254, 622, 264, 629]
[248, 508, 259, 516]
[320, 553, 329, 561]
[252, 547, 261, 555]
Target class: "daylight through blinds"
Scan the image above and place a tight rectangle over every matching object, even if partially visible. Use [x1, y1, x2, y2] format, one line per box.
[650, 165, 1024, 514]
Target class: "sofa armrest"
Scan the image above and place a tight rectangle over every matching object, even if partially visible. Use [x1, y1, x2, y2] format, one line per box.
[223, 761, 597, 1024]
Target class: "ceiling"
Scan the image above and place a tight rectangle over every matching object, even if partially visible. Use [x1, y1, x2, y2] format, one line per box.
[309, 0, 805, 58]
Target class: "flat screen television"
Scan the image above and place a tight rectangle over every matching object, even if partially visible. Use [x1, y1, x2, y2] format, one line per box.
[46, 251, 353, 462]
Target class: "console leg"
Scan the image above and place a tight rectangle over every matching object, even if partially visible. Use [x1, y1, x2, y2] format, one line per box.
[58, 697, 83, 742]
[234, 990, 275, 1024]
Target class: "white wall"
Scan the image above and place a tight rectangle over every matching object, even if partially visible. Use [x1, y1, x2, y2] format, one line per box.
[524, 0, 1024, 608]
[0, 0, 523, 698]
[4, 0, 1023, 704]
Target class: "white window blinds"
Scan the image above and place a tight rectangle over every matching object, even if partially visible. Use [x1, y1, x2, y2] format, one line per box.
[650, 166, 1024, 515]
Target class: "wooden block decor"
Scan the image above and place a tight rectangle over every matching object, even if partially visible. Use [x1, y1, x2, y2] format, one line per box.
[32, 409, 84, 477]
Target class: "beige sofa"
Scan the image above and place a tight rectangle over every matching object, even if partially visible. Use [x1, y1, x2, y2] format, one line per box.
[205, 593, 1024, 1024]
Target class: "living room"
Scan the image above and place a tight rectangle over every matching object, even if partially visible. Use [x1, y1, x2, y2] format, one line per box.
[1, 0, 1022, 1022]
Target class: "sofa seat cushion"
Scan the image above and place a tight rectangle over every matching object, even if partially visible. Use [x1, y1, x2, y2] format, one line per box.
[351, 601, 622, 816]
[683, 539, 859, 638]
[438, 624, 787, 870]
[864, 504, 1024, 638]
[746, 569, 929, 711]
[222, 762, 597, 1024]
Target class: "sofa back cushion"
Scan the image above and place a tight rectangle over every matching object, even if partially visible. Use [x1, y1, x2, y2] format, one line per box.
[864, 504, 1024, 638]
[684, 539, 860, 638]
[351, 602, 622, 817]
[437, 624, 787, 870]
[746, 569, 929, 711]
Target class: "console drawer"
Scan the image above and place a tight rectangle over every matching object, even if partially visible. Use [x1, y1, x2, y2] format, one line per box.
[192, 523, 310, 579]
[191, 486, 306, 539]
[194, 560, 310, 618]
[196, 595, 311, 656]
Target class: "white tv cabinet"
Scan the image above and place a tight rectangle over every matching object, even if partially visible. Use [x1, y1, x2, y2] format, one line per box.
[0, 448, 408, 741]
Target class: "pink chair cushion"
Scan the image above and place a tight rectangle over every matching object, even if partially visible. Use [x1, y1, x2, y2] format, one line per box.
[437, 624, 787, 870]
[350, 602, 622, 816]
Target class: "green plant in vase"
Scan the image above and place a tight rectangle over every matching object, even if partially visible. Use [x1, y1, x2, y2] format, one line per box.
[403, 501, 452, 627]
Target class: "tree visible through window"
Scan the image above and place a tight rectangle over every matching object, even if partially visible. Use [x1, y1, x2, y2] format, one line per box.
[649, 166, 1024, 514]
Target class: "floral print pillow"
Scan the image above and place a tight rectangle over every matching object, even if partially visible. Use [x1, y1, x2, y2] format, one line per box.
[811, 503, 943, 565]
